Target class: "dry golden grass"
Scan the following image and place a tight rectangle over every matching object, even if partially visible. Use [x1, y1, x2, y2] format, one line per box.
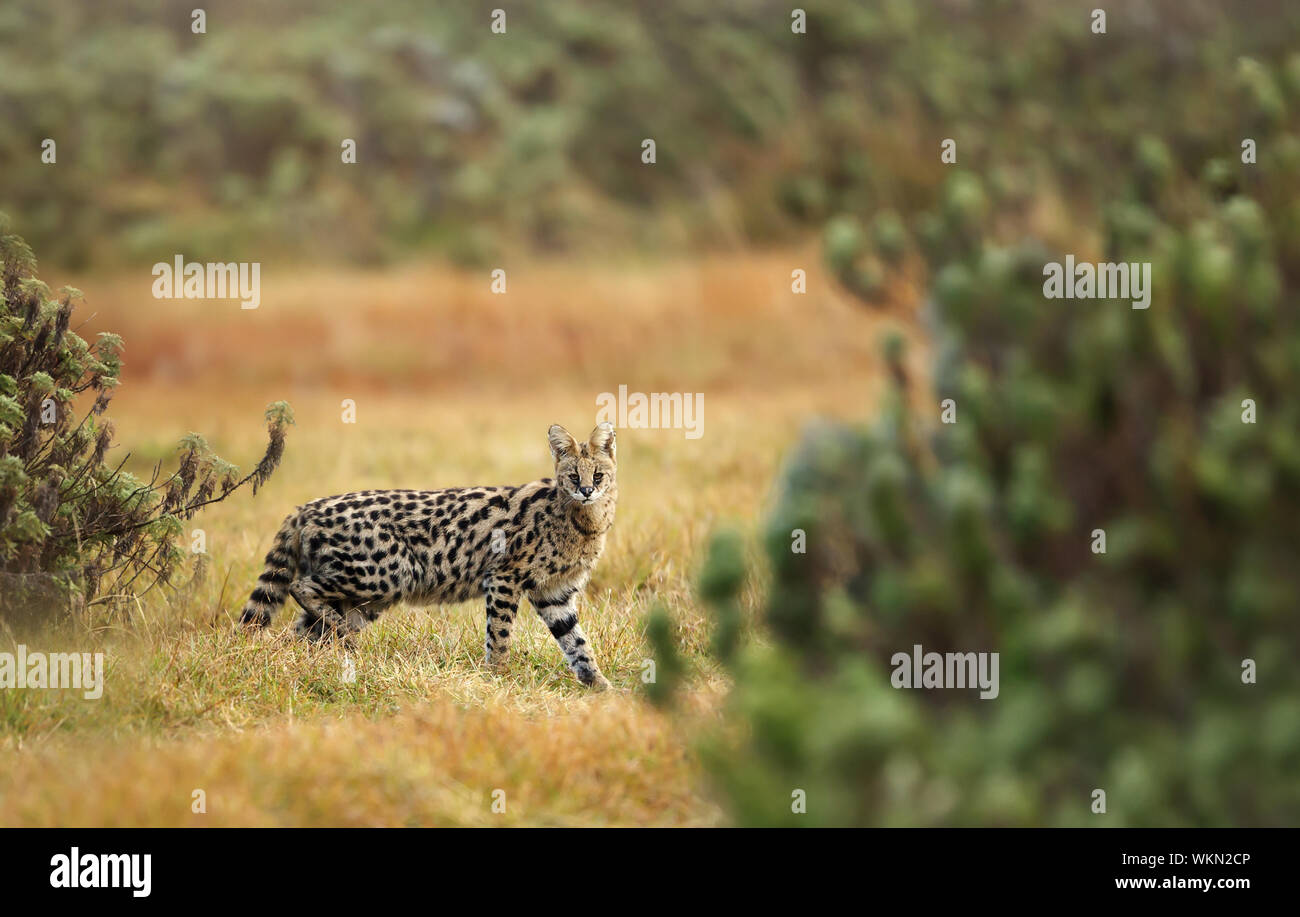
[3, 692, 729, 827]
[0, 248, 922, 826]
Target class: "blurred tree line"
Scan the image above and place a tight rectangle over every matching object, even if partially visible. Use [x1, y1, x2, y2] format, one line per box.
[3, 0, 1299, 268]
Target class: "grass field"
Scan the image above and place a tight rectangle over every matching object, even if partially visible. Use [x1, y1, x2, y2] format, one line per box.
[0, 248, 922, 826]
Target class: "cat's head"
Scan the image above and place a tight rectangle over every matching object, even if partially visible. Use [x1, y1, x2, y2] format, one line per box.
[548, 422, 617, 506]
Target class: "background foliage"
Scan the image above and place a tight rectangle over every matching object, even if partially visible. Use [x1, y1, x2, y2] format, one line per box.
[651, 7, 1300, 826]
[5, 0, 1299, 269]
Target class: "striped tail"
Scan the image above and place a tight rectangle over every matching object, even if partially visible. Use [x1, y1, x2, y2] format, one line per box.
[239, 512, 301, 628]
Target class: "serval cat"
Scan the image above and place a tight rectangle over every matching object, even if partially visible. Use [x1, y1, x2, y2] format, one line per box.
[239, 423, 617, 688]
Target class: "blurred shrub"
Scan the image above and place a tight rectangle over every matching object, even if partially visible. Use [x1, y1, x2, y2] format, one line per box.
[649, 48, 1300, 825]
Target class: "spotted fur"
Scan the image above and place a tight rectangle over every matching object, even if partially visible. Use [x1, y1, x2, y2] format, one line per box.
[239, 422, 617, 688]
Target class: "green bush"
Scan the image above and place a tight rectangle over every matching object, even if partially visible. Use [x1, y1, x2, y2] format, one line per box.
[651, 51, 1300, 826]
[0, 218, 292, 618]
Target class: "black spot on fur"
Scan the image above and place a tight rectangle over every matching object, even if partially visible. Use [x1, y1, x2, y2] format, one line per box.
[548, 614, 577, 639]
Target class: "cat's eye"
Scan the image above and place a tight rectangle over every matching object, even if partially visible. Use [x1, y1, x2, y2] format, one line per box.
[569, 474, 580, 485]
[593, 473, 603, 484]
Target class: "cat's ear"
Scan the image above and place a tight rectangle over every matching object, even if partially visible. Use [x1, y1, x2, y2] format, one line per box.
[548, 424, 578, 461]
[588, 422, 616, 463]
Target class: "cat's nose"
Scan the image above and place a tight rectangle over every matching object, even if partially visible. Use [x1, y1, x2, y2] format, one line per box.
[579, 486, 594, 497]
